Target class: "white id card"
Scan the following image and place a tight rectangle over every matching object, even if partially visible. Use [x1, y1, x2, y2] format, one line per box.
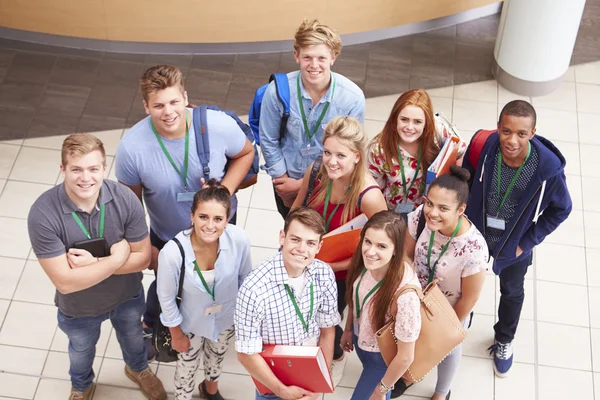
[302, 336, 318, 346]
[486, 215, 506, 231]
[176, 192, 195, 203]
[300, 146, 321, 157]
[204, 304, 223, 316]
[395, 202, 415, 214]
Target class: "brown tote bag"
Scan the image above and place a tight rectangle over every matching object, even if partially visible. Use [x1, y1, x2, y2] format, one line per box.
[375, 278, 467, 384]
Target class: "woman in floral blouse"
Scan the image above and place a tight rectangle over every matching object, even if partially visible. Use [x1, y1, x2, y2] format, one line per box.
[368, 89, 466, 216]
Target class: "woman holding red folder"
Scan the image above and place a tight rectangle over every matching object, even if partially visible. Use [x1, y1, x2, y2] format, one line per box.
[368, 89, 466, 217]
[292, 116, 387, 385]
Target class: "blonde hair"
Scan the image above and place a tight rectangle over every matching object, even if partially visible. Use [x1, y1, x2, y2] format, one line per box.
[139, 65, 185, 102]
[61, 133, 106, 166]
[294, 19, 342, 57]
[308, 117, 367, 226]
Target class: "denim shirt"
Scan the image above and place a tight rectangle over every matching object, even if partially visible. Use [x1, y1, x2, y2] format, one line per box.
[259, 71, 365, 180]
[156, 225, 252, 341]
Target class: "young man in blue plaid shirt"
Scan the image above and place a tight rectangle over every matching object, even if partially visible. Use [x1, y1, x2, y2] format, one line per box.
[235, 207, 341, 400]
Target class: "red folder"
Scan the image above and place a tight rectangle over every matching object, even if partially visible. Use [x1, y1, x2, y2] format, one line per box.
[252, 345, 334, 394]
[316, 213, 367, 263]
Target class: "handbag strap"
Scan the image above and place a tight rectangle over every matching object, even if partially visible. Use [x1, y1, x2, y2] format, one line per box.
[390, 284, 422, 317]
[172, 237, 186, 308]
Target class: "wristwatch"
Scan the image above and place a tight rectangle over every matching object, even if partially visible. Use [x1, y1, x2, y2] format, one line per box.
[378, 380, 394, 394]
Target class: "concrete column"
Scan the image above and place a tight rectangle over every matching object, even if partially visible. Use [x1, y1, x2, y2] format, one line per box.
[493, 0, 586, 96]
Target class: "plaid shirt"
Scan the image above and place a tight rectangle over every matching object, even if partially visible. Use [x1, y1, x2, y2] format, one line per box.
[234, 253, 341, 354]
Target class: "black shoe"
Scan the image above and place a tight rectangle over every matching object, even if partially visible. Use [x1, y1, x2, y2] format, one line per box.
[390, 379, 412, 398]
[446, 390, 451, 400]
[199, 381, 225, 400]
[143, 327, 157, 361]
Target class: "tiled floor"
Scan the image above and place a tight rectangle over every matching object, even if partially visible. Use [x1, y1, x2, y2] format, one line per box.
[1, 59, 599, 399]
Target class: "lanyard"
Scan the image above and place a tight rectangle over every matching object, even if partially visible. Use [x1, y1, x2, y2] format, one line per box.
[193, 261, 215, 301]
[397, 145, 422, 200]
[426, 218, 462, 284]
[297, 73, 336, 142]
[71, 204, 105, 240]
[322, 181, 350, 232]
[495, 143, 531, 217]
[355, 269, 384, 319]
[284, 281, 314, 333]
[151, 113, 190, 189]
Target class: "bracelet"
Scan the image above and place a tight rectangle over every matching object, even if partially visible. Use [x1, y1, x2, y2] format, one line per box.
[379, 380, 394, 393]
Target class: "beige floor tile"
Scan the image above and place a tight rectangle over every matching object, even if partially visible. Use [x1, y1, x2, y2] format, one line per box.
[587, 248, 600, 288]
[0, 179, 5, 194]
[0, 301, 57, 350]
[494, 362, 535, 400]
[551, 141, 580, 176]
[581, 144, 600, 178]
[576, 83, 600, 114]
[51, 320, 112, 355]
[0, 371, 39, 399]
[250, 247, 278, 269]
[324, 386, 354, 399]
[0, 300, 8, 326]
[0, 180, 52, 219]
[249, 173, 278, 211]
[0, 217, 30, 259]
[245, 209, 284, 249]
[0, 256, 26, 299]
[512, 319, 535, 364]
[96, 358, 157, 389]
[365, 94, 398, 122]
[457, 128, 476, 144]
[0, 344, 47, 375]
[236, 185, 253, 208]
[582, 176, 600, 212]
[363, 119, 385, 141]
[588, 287, 600, 329]
[591, 329, 600, 372]
[13, 260, 56, 305]
[531, 82, 577, 112]
[100, 327, 122, 359]
[462, 313, 493, 359]
[535, 108, 579, 143]
[536, 281, 589, 327]
[427, 86, 454, 98]
[563, 65, 576, 82]
[430, 97, 453, 121]
[537, 321, 591, 370]
[535, 243, 587, 285]
[9, 147, 61, 184]
[236, 206, 248, 229]
[92, 129, 126, 156]
[595, 373, 600, 400]
[23, 134, 70, 150]
[575, 61, 600, 85]
[444, 356, 494, 399]
[453, 80, 498, 103]
[0, 144, 19, 179]
[472, 277, 495, 316]
[337, 350, 361, 389]
[495, 278, 534, 321]
[452, 99, 497, 132]
[91, 384, 148, 400]
[584, 211, 600, 249]
[544, 209, 584, 248]
[537, 366, 594, 399]
[221, 342, 249, 376]
[211, 371, 257, 399]
[498, 85, 530, 105]
[154, 363, 177, 394]
[578, 112, 600, 146]
[42, 351, 102, 380]
[566, 174, 583, 210]
[33, 378, 73, 400]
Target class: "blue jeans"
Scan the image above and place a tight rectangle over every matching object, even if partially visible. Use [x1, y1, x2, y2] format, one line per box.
[57, 289, 148, 392]
[351, 335, 391, 400]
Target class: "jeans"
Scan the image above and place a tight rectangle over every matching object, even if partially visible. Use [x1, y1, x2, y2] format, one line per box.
[351, 335, 391, 400]
[334, 279, 347, 360]
[57, 289, 148, 392]
[494, 253, 533, 343]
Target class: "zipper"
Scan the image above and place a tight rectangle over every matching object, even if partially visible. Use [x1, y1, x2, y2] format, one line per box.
[493, 185, 542, 259]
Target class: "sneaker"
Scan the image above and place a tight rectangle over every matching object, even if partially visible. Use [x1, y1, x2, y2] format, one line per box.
[390, 378, 412, 398]
[143, 327, 157, 361]
[199, 380, 225, 400]
[69, 383, 95, 400]
[124, 365, 167, 400]
[488, 341, 513, 378]
[330, 354, 347, 388]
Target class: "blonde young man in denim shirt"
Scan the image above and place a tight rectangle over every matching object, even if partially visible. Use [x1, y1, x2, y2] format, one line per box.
[259, 19, 365, 219]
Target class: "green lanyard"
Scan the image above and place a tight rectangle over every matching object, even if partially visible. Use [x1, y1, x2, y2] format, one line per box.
[354, 269, 384, 319]
[193, 261, 215, 301]
[426, 218, 462, 284]
[495, 143, 531, 217]
[71, 204, 105, 239]
[322, 181, 350, 232]
[397, 145, 422, 200]
[297, 73, 336, 142]
[284, 281, 314, 333]
[151, 114, 190, 189]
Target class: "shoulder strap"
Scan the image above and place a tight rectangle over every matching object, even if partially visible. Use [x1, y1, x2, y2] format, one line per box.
[270, 73, 290, 140]
[193, 106, 211, 182]
[357, 185, 381, 211]
[390, 284, 421, 317]
[171, 237, 186, 308]
[468, 129, 495, 170]
[416, 207, 427, 239]
[303, 155, 323, 207]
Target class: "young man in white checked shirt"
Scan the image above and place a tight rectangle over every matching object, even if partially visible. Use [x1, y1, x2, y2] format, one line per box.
[235, 207, 341, 400]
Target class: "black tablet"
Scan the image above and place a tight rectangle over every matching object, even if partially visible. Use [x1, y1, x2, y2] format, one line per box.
[72, 238, 109, 258]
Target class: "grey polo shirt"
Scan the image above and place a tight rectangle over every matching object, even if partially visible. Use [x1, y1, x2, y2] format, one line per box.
[27, 179, 148, 318]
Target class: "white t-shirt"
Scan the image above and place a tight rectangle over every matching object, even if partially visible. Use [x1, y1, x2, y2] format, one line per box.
[288, 271, 308, 297]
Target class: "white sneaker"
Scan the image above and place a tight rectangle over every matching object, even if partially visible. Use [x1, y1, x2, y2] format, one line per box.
[330, 354, 347, 388]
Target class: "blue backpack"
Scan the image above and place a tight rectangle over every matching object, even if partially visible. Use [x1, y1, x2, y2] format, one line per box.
[192, 105, 260, 185]
[248, 73, 291, 145]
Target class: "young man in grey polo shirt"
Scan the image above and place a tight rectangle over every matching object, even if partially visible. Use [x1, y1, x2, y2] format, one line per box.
[28, 133, 166, 400]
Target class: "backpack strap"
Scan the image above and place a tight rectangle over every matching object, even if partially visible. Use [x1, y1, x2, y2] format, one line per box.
[270, 73, 290, 140]
[467, 129, 496, 170]
[416, 207, 427, 239]
[192, 106, 212, 182]
[357, 185, 381, 211]
[302, 155, 323, 207]
[171, 237, 186, 307]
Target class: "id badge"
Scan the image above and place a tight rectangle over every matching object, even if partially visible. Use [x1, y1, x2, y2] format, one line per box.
[300, 145, 321, 157]
[395, 202, 415, 214]
[204, 304, 223, 316]
[486, 215, 506, 231]
[176, 192, 195, 203]
[302, 336, 318, 346]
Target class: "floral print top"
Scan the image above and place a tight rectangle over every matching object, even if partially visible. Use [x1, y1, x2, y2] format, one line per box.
[368, 114, 467, 210]
[408, 205, 489, 307]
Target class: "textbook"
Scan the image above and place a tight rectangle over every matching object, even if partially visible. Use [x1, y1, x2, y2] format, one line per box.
[253, 344, 334, 395]
[316, 213, 367, 263]
[425, 135, 461, 185]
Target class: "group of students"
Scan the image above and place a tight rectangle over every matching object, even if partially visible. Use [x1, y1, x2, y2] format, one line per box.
[26, 17, 572, 400]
